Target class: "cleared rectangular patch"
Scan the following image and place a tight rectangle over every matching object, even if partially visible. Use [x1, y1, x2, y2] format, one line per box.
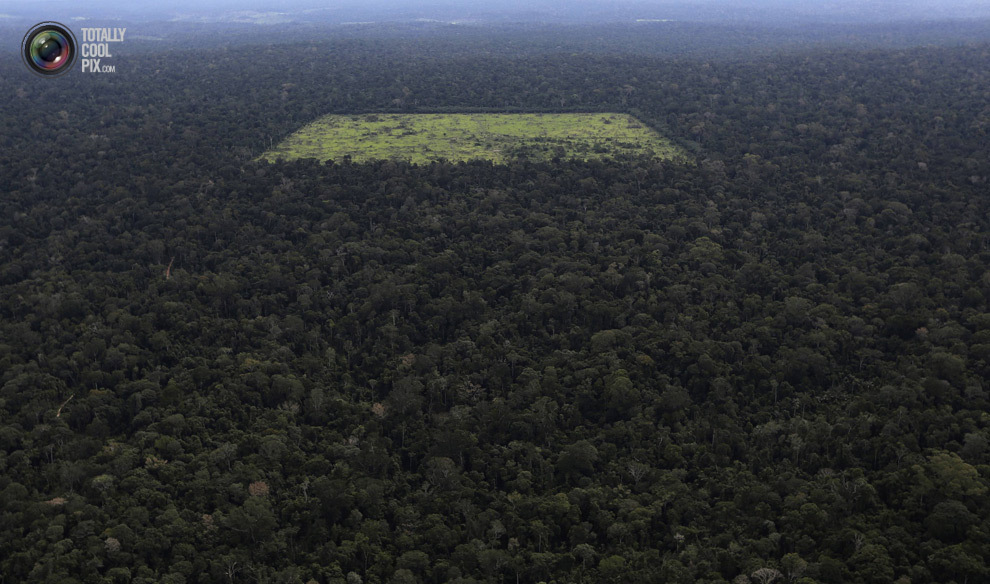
[259, 113, 686, 164]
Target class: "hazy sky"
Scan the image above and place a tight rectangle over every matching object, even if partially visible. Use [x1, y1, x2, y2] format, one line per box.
[3, 0, 989, 24]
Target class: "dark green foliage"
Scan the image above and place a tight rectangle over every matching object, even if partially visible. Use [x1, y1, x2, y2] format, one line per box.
[1, 21, 990, 584]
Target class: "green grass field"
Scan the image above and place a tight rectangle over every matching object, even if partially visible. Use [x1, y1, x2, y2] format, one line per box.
[259, 113, 686, 164]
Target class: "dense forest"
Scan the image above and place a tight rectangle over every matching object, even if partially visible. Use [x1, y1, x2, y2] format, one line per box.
[1, 22, 990, 584]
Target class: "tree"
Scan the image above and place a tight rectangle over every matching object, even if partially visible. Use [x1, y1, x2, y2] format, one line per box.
[556, 440, 599, 481]
[751, 567, 782, 584]
[226, 497, 278, 544]
[850, 545, 894, 584]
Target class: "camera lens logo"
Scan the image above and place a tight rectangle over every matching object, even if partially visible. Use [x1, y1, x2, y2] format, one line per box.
[22, 22, 77, 77]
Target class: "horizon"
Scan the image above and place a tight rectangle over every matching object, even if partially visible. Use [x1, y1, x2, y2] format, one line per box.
[3, 0, 990, 26]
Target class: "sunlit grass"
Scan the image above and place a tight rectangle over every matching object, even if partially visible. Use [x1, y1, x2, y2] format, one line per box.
[260, 113, 687, 164]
